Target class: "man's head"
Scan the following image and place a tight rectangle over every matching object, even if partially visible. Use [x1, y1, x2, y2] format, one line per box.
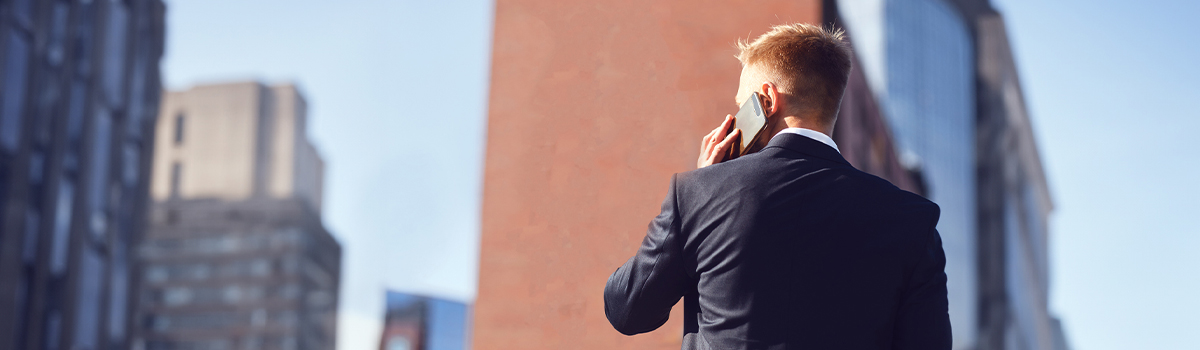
[734, 23, 852, 136]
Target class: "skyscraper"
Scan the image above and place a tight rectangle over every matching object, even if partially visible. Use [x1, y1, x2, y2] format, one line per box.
[0, 1, 165, 349]
[837, 0, 1068, 348]
[838, 0, 979, 346]
[134, 82, 340, 350]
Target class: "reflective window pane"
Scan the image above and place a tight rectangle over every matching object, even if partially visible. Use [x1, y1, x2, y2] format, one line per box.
[73, 1, 97, 77]
[101, 3, 129, 107]
[89, 107, 113, 239]
[71, 247, 105, 350]
[122, 142, 139, 186]
[22, 209, 40, 263]
[48, 3, 70, 66]
[108, 240, 130, 342]
[67, 81, 87, 145]
[125, 51, 147, 137]
[51, 180, 75, 275]
[1, 31, 31, 151]
[12, 0, 33, 28]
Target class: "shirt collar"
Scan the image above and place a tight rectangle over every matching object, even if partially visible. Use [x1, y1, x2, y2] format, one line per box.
[771, 128, 840, 153]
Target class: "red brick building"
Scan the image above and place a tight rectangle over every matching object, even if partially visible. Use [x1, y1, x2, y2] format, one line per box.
[474, 1, 916, 349]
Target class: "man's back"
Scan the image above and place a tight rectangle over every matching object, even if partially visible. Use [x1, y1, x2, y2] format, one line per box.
[605, 133, 951, 349]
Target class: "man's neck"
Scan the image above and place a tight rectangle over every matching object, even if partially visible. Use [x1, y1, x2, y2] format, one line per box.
[775, 116, 831, 137]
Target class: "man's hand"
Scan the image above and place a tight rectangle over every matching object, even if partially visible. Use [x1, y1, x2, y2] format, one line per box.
[697, 115, 741, 169]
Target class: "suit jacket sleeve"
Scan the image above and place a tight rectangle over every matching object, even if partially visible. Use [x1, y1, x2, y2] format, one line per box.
[604, 174, 690, 335]
[893, 216, 953, 350]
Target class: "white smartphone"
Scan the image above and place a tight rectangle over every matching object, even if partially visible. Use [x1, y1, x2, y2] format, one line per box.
[731, 92, 768, 156]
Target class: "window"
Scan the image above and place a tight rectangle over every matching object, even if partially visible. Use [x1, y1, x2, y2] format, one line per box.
[66, 82, 87, 145]
[142, 266, 167, 283]
[170, 162, 182, 197]
[101, 2, 130, 107]
[148, 312, 249, 331]
[125, 51, 147, 138]
[89, 107, 113, 240]
[107, 242, 130, 343]
[48, 4, 69, 66]
[73, 1, 97, 77]
[28, 151, 44, 184]
[12, 0, 33, 28]
[22, 209, 40, 264]
[43, 312, 62, 350]
[72, 248, 105, 350]
[162, 287, 193, 306]
[122, 143, 139, 186]
[1, 31, 31, 151]
[386, 336, 413, 350]
[173, 113, 185, 145]
[142, 235, 275, 258]
[50, 180, 75, 275]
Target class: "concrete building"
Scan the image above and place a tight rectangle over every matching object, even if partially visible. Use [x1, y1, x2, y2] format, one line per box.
[0, 1, 165, 349]
[838, 0, 1069, 348]
[150, 82, 324, 211]
[135, 82, 340, 350]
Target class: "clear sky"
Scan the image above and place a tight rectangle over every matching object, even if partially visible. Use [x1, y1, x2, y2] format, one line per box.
[162, 1, 1198, 349]
[990, 1, 1200, 349]
[161, 1, 492, 349]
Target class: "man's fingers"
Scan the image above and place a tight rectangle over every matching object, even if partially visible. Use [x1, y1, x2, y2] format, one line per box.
[714, 129, 741, 160]
[701, 129, 715, 153]
[708, 116, 733, 146]
[698, 115, 738, 169]
[702, 127, 720, 154]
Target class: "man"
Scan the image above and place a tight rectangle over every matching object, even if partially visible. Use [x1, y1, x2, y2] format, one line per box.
[603, 23, 951, 349]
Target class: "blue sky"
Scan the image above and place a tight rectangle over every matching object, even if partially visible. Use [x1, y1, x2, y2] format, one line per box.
[991, 1, 1200, 349]
[161, 1, 493, 348]
[162, 0, 1199, 349]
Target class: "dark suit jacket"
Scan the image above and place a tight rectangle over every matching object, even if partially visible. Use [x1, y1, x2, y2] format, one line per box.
[604, 133, 951, 349]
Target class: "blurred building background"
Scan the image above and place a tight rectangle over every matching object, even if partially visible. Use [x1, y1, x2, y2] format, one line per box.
[134, 82, 341, 350]
[477, 0, 1067, 350]
[379, 291, 471, 350]
[838, 0, 1067, 348]
[0, 1, 165, 350]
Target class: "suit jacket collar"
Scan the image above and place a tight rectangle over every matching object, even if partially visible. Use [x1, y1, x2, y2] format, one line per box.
[764, 132, 851, 166]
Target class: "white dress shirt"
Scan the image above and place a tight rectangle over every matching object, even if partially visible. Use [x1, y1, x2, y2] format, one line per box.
[771, 127, 840, 153]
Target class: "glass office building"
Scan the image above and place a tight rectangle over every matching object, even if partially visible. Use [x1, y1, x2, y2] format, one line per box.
[0, 1, 166, 349]
[380, 291, 471, 350]
[839, 0, 978, 347]
[838, 0, 1069, 349]
[883, 1, 978, 348]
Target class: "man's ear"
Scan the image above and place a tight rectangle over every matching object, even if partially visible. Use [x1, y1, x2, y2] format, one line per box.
[759, 82, 781, 118]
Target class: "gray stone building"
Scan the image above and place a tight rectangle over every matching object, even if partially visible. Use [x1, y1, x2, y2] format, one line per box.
[135, 82, 340, 350]
[0, 0, 166, 349]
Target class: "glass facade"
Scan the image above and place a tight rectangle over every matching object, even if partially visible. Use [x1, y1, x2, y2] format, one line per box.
[881, 1, 978, 348]
[839, 0, 1067, 349]
[0, 1, 165, 349]
[381, 291, 472, 350]
[838, 0, 978, 347]
[1, 30, 30, 151]
[841, 0, 977, 346]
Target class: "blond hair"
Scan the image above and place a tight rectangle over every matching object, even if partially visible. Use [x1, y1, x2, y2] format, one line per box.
[737, 23, 852, 121]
